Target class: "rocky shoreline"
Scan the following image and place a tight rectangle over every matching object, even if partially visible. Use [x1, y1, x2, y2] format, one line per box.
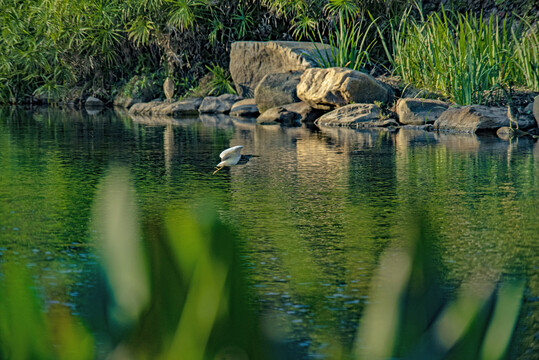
[87, 41, 539, 140]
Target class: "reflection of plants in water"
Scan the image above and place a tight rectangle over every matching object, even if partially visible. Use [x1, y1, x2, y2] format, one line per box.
[0, 167, 526, 359]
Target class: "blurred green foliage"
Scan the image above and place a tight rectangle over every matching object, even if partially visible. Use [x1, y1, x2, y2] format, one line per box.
[0, 167, 526, 359]
[356, 219, 525, 360]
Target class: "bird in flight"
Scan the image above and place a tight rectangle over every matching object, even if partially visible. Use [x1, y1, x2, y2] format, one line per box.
[213, 145, 244, 175]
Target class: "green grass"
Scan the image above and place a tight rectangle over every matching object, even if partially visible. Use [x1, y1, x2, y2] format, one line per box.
[309, 15, 376, 72]
[374, 4, 539, 105]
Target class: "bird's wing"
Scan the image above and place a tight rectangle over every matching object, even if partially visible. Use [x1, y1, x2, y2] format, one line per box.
[220, 145, 243, 161]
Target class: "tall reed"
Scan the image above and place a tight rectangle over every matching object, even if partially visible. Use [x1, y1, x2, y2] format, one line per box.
[375, 5, 539, 105]
[310, 16, 376, 71]
[512, 18, 539, 91]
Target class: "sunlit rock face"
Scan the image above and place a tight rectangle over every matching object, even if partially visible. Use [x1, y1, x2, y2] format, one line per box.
[128, 98, 202, 116]
[254, 71, 302, 113]
[230, 41, 330, 98]
[434, 105, 537, 133]
[396, 98, 450, 125]
[314, 103, 381, 127]
[297, 68, 393, 110]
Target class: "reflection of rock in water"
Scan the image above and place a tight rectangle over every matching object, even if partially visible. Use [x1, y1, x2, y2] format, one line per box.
[199, 114, 235, 129]
[320, 127, 397, 153]
[164, 124, 175, 177]
[85, 108, 103, 116]
[396, 128, 437, 152]
[129, 114, 198, 127]
[434, 132, 481, 152]
[435, 132, 535, 154]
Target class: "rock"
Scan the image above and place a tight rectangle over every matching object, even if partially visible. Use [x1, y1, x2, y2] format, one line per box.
[396, 98, 450, 125]
[160, 98, 203, 116]
[496, 126, 517, 140]
[523, 102, 533, 115]
[534, 95, 539, 123]
[314, 103, 381, 127]
[297, 68, 393, 110]
[199, 94, 243, 114]
[254, 71, 302, 113]
[85, 96, 104, 108]
[230, 41, 331, 97]
[434, 105, 537, 133]
[257, 107, 300, 125]
[257, 102, 325, 125]
[496, 126, 536, 140]
[128, 101, 160, 115]
[230, 99, 260, 117]
[283, 102, 325, 123]
[401, 124, 435, 132]
[128, 98, 202, 116]
[355, 119, 400, 129]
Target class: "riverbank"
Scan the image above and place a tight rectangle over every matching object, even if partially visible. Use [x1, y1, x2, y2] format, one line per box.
[2, 1, 537, 107]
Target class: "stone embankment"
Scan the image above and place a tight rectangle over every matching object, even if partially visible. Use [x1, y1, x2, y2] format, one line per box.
[113, 41, 539, 140]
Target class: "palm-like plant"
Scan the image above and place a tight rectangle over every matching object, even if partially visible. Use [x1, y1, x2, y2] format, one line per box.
[232, 4, 254, 39]
[167, 0, 207, 31]
[206, 64, 236, 95]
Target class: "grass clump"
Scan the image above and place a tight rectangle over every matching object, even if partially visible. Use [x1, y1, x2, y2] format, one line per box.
[310, 14, 377, 72]
[375, 4, 539, 105]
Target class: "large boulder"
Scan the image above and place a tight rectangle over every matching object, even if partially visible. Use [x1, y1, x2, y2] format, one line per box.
[297, 68, 393, 110]
[257, 102, 324, 125]
[434, 105, 537, 133]
[230, 99, 259, 117]
[314, 103, 381, 127]
[128, 98, 202, 116]
[396, 98, 450, 125]
[254, 71, 302, 113]
[199, 94, 243, 114]
[230, 41, 330, 97]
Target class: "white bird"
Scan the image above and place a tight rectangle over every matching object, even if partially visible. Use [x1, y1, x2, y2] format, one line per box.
[213, 145, 243, 175]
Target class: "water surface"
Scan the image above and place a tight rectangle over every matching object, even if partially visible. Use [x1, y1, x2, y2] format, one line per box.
[0, 107, 537, 358]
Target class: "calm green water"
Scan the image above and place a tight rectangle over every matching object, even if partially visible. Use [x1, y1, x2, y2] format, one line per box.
[1, 107, 538, 358]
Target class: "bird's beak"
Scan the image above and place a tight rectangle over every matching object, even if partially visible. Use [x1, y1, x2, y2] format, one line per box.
[212, 167, 222, 175]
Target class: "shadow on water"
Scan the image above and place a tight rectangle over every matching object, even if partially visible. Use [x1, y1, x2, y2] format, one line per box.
[0, 107, 537, 359]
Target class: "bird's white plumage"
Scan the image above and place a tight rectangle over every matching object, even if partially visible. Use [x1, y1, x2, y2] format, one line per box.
[217, 145, 243, 168]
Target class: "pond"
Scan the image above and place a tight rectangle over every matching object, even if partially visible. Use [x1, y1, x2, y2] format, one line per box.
[0, 107, 538, 359]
